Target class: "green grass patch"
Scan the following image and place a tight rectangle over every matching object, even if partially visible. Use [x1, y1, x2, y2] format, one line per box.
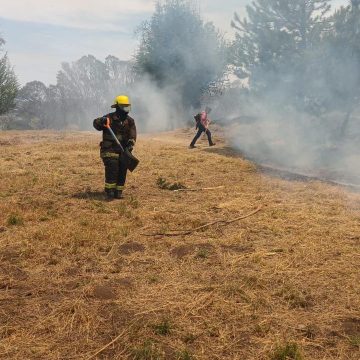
[349, 335, 360, 348]
[7, 214, 24, 226]
[270, 342, 303, 360]
[128, 195, 140, 209]
[156, 177, 186, 191]
[154, 319, 171, 336]
[148, 275, 160, 284]
[195, 248, 208, 259]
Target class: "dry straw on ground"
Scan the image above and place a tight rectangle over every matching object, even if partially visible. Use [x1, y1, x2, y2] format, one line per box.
[0, 129, 359, 359]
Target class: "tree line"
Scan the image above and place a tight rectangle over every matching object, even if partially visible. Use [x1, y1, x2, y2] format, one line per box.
[0, 0, 359, 138]
[0, 36, 18, 127]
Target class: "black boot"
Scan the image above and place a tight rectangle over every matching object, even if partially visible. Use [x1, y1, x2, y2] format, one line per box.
[114, 190, 124, 199]
[105, 189, 114, 200]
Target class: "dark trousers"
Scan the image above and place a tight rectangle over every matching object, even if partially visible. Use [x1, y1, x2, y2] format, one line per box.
[190, 124, 214, 147]
[102, 155, 127, 192]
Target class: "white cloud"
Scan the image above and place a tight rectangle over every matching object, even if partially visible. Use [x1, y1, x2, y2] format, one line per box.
[0, 0, 155, 31]
[2, 0, 346, 33]
[7, 51, 62, 84]
[2, 0, 349, 85]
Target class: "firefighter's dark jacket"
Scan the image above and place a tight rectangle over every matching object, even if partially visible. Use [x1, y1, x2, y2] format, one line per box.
[93, 112, 137, 158]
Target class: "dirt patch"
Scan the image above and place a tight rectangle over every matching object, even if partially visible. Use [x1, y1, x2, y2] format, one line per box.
[98, 303, 134, 331]
[2, 284, 33, 297]
[64, 280, 82, 291]
[118, 242, 145, 255]
[170, 244, 194, 258]
[114, 277, 134, 289]
[0, 265, 28, 281]
[342, 318, 360, 336]
[92, 285, 117, 300]
[0, 140, 14, 146]
[0, 247, 22, 262]
[22, 288, 39, 298]
[170, 243, 214, 259]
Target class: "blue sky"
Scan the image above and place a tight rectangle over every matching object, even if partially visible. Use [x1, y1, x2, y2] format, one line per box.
[0, 0, 348, 86]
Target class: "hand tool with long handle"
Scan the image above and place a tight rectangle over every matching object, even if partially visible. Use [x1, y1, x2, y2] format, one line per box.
[105, 118, 139, 172]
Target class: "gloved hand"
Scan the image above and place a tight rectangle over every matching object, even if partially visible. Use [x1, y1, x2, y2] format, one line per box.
[126, 139, 135, 152]
[101, 116, 109, 127]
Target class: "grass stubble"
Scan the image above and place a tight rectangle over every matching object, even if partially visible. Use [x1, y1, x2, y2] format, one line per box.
[0, 129, 359, 359]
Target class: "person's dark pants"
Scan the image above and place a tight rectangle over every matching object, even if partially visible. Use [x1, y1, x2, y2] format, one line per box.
[102, 154, 128, 193]
[190, 124, 214, 147]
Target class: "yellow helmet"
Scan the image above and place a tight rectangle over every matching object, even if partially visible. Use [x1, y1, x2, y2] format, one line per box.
[111, 95, 131, 108]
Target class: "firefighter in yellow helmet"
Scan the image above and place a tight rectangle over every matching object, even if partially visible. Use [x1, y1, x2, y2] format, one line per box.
[93, 95, 137, 199]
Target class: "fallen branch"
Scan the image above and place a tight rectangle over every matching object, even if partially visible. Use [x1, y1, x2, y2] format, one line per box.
[173, 186, 225, 192]
[144, 206, 262, 237]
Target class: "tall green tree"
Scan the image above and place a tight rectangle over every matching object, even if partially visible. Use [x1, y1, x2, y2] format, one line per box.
[56, 55, 133, 129]
[15, 81, 49, 129]
[14, 55, 134, 130]
[322, 0, 360, 138]
[135, 0, 227, 109]
[230, 0, 330, 104]
[0, 36, 19, 115]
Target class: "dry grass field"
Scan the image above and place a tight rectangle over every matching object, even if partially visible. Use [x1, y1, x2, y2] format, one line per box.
[0, 129, 359, 360]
